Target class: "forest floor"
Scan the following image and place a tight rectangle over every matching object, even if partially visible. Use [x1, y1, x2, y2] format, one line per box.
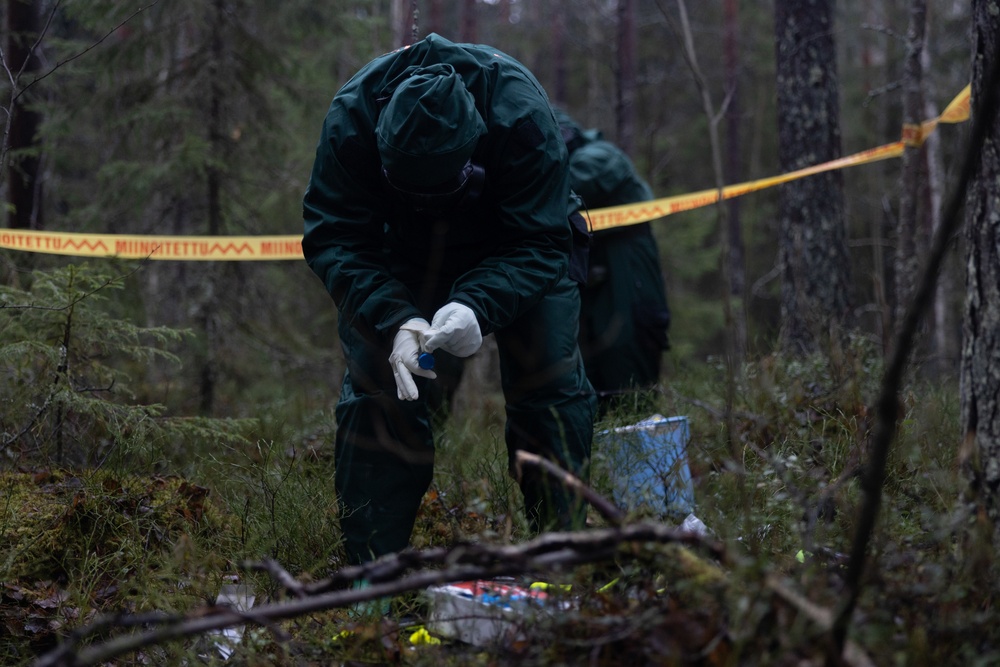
[4, 347, 1000, 666]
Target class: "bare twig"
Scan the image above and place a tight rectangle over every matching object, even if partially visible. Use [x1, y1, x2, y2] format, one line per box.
[14, 3, 162, 102]
[514, 450, 625, 525]
[766, 575, 876, 667]
[862, 81, 903, 109]
[0, 261, 146, 312]
[859, 23, 906, 42]
[251, 559, 308, 599]
[35, 523, 725, 667]
[1, 3, 160, 185]
[656, 0, 744, 519]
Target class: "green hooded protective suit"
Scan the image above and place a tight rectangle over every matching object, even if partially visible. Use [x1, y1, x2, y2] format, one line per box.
[303, 35, 596, 564]
[553, 109, 672, 412]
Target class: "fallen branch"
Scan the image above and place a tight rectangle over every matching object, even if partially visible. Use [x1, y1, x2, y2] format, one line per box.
[35, 522, 724, 667]
[514, 449, 626, 525]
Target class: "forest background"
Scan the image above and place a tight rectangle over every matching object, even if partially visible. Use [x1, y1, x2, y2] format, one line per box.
[1, 0, 975, 415]
[2, 1, 997, 666]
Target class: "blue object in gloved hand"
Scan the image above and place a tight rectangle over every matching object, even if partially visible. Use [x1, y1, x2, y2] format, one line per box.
[418, 352, 435, 370]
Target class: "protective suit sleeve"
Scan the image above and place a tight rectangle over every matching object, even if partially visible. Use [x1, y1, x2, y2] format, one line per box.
[446, 106, 574, 334]
[302, 101, 423, 343]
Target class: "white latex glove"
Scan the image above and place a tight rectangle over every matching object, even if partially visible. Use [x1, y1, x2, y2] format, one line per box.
[422, 302, 482, 358]
[389, 318, 437, 400]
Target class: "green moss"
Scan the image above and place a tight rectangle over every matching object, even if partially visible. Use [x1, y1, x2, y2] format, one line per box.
[0, 469, 236, 600]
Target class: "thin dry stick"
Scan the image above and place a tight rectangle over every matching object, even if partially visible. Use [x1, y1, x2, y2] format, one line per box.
[660, 0, 747, 538]
[36, 522, 722, 667]
[766, 575, 876, 667]
[410, 0, 419, 43]
[514, 449, 625, 525]
[829, 56, 1000, 662]
[1, 3, 160, 185]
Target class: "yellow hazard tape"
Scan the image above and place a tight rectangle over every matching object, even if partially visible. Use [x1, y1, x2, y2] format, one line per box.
[586, 141, 906, 232]
[0, 86, 971, 259]
[586, 84, 970, 232]
[0, 231, 303, 260]
[901, 83, 970, 146]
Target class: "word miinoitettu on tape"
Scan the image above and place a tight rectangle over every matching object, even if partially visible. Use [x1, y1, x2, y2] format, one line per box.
[0, 86, 970, 261]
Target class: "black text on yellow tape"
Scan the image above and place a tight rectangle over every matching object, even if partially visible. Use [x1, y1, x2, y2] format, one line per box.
[0, 230, 303, 260]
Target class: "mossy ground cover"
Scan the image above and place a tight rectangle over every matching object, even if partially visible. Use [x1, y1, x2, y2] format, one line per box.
[0, 470, 232, 663]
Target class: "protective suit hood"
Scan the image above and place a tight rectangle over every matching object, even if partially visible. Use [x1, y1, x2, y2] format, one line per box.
[376, 63, 487, 188]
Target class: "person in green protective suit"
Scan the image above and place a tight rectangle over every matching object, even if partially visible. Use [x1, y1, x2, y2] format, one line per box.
[553, 109, 672, 416]
[302, 34, 597, 565]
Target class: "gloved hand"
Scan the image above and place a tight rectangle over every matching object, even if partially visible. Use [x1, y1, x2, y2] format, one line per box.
[389, 318, 437, 400]
[422, 302, 482, 357]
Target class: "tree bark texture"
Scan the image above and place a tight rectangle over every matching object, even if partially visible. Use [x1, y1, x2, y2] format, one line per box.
[460, 0, 477, 43]
[961, 0, 1000, 525]
[5, 0, 44, 230]
[893, 0, 927, 322]
[894, 0, 928, 338]
[425, 0, 444, 36]
[724, 0, 747, 354]
[773, 0, 852, 354]
[924, 72, 953, 376]
[616, 0, 637, 157]
[198, 0, 228, 416]
[550, 3, 567, 107]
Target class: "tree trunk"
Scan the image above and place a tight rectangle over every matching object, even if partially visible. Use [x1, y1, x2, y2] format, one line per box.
[924, 76, 952, 377]
[460, 0, 477, 43]
[426, 0, 444, 36]
[616, 0, 637, 157]
[773, 0, 852, 354]
[586, 3, 602, 126]
[391, 0, 415, 47]
[861, 0, 892, 354]
[497, 0, 511, 25]
[894, 0, 927, 341]
[724, 0, 747, 354]
[915, 22, 953, 377]
[5, 0, 44, 230]
[407, 1, 418, 44]
[961, 0, 1000, 527]
[550, 3, 567, 107]
[199, 0, 227, 416]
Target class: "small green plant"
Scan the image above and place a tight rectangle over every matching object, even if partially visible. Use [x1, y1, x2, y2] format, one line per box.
[1, 262, 209, 468]
[205, 437, 342, 581]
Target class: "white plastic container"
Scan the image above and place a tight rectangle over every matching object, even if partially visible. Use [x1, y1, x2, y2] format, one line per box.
[424, 580, 566, 647]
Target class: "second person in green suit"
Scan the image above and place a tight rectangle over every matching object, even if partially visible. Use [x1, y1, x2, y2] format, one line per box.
[554, 109, 672, 416]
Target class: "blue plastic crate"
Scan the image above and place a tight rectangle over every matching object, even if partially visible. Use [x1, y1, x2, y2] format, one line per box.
[597, 414, 694, 518]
